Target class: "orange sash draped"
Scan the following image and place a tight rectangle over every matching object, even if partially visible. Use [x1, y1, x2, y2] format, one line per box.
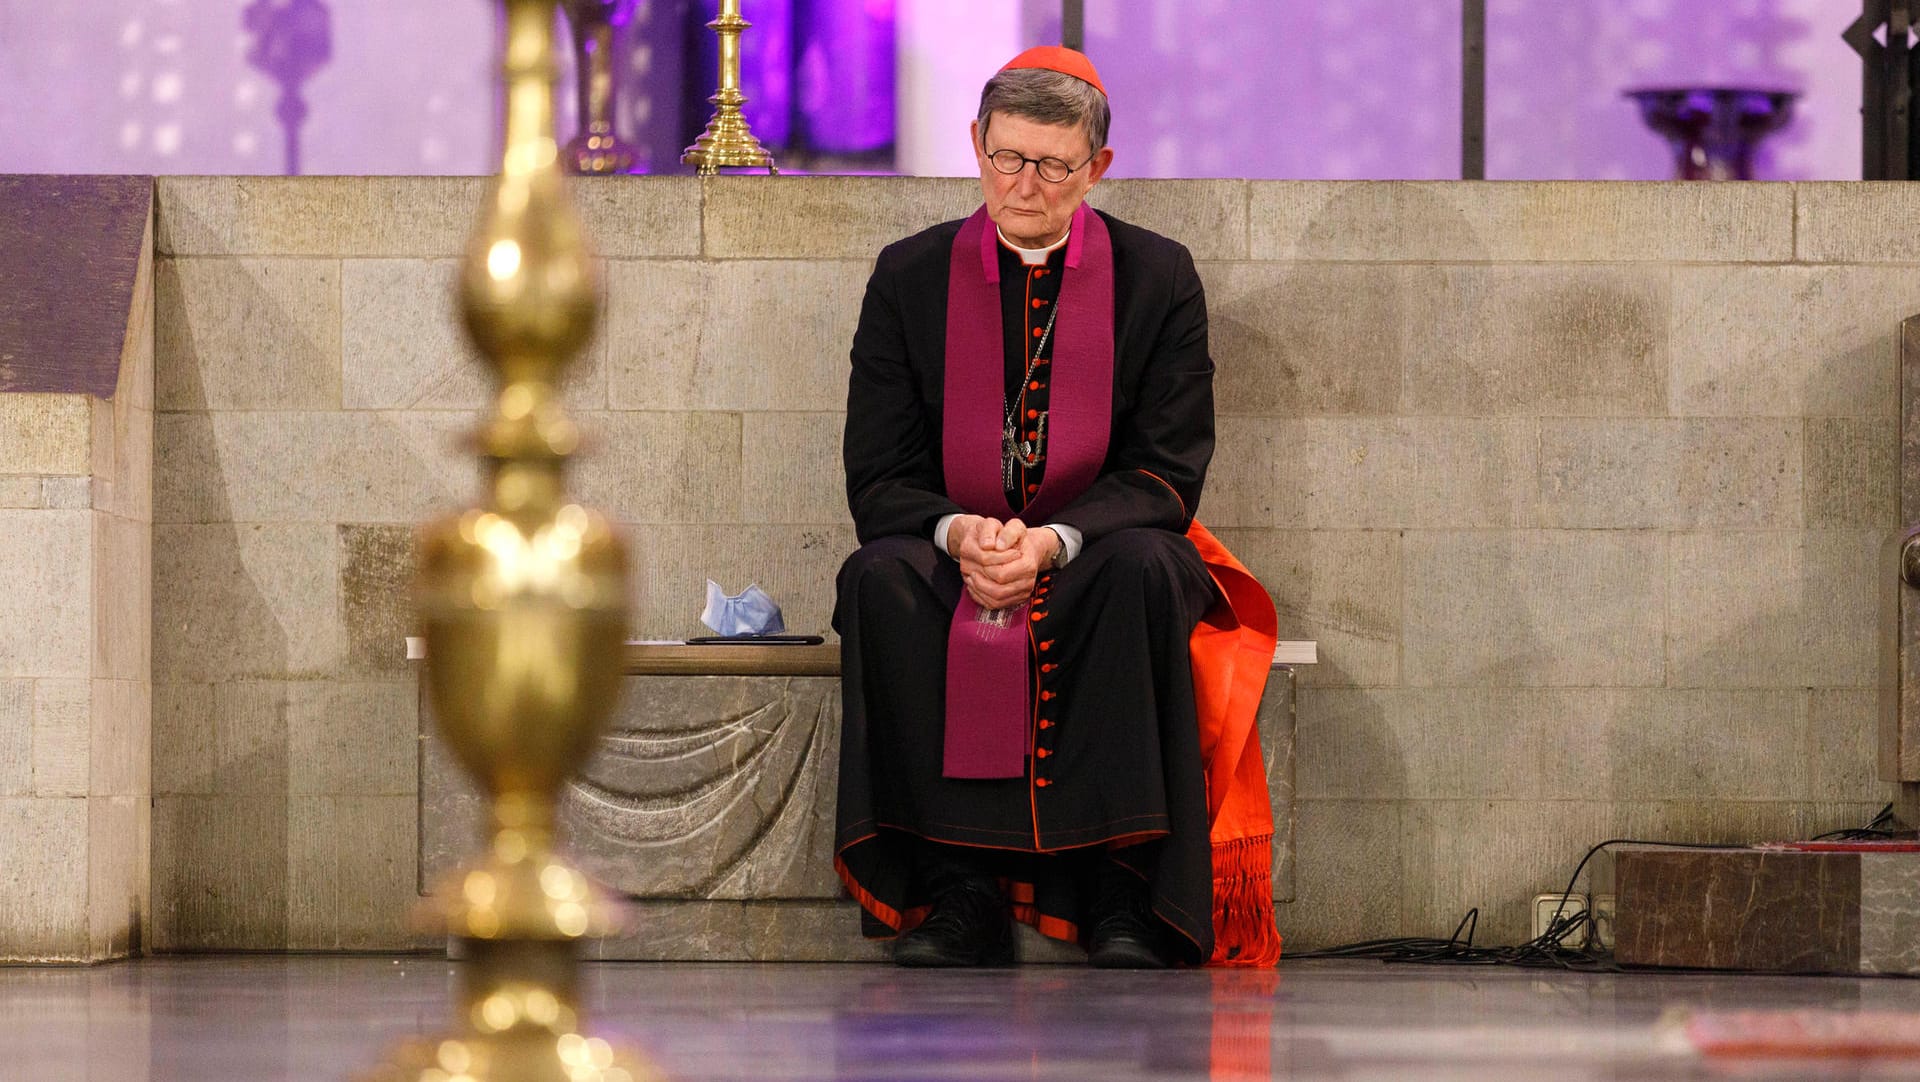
[1186, 520, 1284, 968]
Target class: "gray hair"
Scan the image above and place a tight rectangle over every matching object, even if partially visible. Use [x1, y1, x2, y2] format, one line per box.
[976, 67, 1110, 154]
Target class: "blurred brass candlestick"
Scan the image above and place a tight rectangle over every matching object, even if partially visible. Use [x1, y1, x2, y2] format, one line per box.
[366, 0, 651, 1079]
[562, 0, 638, 174]
[681, 0, 777, 175]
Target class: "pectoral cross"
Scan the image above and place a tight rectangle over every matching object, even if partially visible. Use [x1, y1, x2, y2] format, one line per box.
[1001, 412, 1047, 489]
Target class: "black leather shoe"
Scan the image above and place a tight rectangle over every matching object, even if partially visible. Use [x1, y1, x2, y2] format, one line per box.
[1087, 865, 1168, 969]
[893, 878, 1016, 967]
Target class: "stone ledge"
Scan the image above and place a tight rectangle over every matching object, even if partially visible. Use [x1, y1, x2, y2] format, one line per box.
[407, 639, 1316, 676]
[621, 643, 839, 675]
[1797, 183, 1920, 264]
[1251, 181, 1793, 263]
[701, 176, 977, 260]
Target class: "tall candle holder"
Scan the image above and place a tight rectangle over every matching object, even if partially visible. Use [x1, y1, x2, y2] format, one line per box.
[681, 0, 777, 175]
[562, 0, 639, 174]
[242, 0, 332, 176]
[363, 1, 653, 1079]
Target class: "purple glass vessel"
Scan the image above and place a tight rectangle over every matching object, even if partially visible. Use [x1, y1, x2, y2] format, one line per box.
[1625, 86, 1798, 181]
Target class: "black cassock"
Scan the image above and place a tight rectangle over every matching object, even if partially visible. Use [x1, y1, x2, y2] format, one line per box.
[834, 210, 1219, 963]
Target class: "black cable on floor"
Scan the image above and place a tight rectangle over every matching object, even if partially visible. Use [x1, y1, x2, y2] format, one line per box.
[1288, 803, 1898, 971]
[1289, 838, 1724, 972]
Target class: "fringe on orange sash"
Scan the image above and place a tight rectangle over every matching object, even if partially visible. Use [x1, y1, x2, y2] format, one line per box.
[1186, 521, 1284, 968]
[1210, 834, 1283, 968]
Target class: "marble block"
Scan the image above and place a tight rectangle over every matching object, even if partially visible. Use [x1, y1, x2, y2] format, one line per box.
[1614, 845, 1920, 975]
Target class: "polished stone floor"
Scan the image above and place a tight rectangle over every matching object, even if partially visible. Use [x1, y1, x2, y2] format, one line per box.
[3, 956, 1920, 1080]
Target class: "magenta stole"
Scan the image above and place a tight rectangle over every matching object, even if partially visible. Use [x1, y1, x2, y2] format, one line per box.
[940, 203, 1114, 778]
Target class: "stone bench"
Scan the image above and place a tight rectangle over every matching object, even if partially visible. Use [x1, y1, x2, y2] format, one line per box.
[416, 640, 1309, 960]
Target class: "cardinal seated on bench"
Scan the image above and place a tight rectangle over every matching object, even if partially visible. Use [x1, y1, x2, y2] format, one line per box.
[831, 45, 1283, 970]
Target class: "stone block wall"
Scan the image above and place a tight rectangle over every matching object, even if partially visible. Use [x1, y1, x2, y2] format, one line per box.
[149, 176, 1900, 952]
[0, 221, 154, 961]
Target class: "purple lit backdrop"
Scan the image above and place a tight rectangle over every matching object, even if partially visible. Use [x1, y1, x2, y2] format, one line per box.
[795, 0, 894, 154]
[1480, 0, 1850, 182]
[1022, 0, 1853, 181]
[0, 0, 1862, 179]
[0, 0, 498, 175]
[1022, 0, 1462, 179]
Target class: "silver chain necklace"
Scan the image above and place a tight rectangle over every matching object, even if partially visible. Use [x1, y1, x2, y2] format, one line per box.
[1002, 300, 1059, 489]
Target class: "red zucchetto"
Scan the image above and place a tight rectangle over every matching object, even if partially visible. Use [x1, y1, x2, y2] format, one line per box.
[999, 45, 1107, 97]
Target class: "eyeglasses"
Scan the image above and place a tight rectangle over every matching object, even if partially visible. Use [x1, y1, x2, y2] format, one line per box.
[985, 147, 1093, 184]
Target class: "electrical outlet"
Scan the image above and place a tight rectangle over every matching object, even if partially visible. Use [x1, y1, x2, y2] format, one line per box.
[1531, 892, 1589, 946]
[1531, 892, 1616, 951]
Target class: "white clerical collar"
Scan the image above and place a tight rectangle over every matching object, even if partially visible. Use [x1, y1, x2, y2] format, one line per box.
[996, 226, 1070, 266]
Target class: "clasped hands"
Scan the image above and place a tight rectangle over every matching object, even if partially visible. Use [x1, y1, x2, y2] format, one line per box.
[945, 514, 1061, 611]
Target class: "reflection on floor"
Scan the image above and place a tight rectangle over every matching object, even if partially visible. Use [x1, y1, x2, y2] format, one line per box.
[3, 955, 1920, 1080]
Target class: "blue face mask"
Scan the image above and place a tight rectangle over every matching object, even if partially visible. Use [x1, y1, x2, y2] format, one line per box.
[700, 580, 787, 637]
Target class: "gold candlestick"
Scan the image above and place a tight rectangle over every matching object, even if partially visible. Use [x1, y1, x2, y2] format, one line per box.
[562, 0, 637, 175]
[681, 0, 777, 175]
[364, 1, 654, 1079]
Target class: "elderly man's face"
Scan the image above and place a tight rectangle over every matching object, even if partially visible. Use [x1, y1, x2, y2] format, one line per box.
[972, 112, 1114, 249]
